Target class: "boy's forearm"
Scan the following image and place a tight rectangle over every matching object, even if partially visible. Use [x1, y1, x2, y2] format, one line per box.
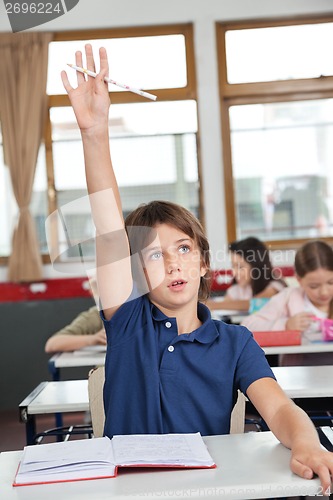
[82, 130, 124, 235]
[269, 401, 320, 451]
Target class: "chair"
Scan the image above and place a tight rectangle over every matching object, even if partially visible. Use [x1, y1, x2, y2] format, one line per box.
[88, 366, 245, 437]
[230, 390, 246, 434]
[88, 366, 105, 437]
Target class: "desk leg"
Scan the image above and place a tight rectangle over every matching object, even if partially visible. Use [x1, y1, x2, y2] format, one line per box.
[20, 409, 36, 446]
[55, 412, 63, 432]
[48, 357, 62, 428]
[48, 355, 60, 381]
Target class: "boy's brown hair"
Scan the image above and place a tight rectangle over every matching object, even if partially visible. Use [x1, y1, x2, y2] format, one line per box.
[125, 201, 211, 300]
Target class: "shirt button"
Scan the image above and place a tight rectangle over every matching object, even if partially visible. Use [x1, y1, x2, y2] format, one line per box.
[168, 345, 174, 352]
[165, 321, 172, 328]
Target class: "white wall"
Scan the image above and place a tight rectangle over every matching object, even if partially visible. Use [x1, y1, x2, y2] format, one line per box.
[1, 0, 333, 277]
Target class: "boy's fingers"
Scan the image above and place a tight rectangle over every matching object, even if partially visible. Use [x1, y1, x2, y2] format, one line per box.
[74, 50, 86, 85]
[291, 458, 332, 496]
[61, 71, 72, 93]
[99, 47, 109, 78]
[85, 43, 96, 73]
[290, 457, 313, 480]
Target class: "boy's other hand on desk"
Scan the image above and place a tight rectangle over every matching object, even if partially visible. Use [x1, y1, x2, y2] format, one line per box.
[290, 443, 333, 496]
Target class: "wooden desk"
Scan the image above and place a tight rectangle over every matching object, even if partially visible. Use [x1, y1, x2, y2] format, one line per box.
[19, 380, 90, 445]
[0, 432, 323, 499]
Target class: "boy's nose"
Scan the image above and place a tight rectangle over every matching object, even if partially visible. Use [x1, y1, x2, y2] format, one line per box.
[167, 258, 181, 274]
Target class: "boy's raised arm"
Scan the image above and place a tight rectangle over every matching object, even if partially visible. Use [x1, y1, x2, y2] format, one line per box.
[61, 44, 132, 319]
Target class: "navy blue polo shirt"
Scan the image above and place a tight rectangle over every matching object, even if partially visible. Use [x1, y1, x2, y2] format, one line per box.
[101, 295, 274, 438]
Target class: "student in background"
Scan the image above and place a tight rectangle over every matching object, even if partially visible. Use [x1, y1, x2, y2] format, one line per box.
[45, 305, 105, 353]
[208, 236, 286, 312]
[242, 240, 333, 365]
[61, 44, 333, 492]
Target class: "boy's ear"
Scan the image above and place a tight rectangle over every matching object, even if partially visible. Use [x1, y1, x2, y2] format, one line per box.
[295, 274, 302, 285]
[200, 264, 208, 277]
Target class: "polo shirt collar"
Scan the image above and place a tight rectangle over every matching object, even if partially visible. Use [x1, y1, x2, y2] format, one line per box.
[149, 299, 219, 344]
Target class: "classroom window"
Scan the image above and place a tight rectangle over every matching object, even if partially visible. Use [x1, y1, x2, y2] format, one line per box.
[47, 35, 187, 95]
[48, 101, 198, 260]
[225, 23, 333, 84]
[217, 16, 333, 247]
[0, 25, 200, 262]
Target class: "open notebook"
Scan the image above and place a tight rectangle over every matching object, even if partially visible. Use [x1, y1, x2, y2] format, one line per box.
[13, 432, 216, 486]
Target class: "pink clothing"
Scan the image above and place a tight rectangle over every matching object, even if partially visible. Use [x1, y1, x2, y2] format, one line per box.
[242, 287, 333, 366]
[226, 280, 285, 301]
[241, 287, 305, 331]
[225, 284, 252, 300]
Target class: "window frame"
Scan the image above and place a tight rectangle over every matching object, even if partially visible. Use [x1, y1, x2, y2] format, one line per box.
[40, 24, 201, 264]
[216, 15, 333, 250]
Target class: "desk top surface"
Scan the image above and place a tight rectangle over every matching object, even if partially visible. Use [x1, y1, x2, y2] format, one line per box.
[263, 340, 333, 355]
[49, 336, 333, 370]
[21, 380, 89, 415]
[49, 351, 106, 369]
[0, 432, 322, 500]
[272, 365, 333, 398]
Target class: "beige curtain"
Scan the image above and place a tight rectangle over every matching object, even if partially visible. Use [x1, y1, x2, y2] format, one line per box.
[0, 32, 52, 282]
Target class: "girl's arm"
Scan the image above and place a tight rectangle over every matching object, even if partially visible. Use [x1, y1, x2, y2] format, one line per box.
[61, 45, 132, 320]
[254, 280, 285, 299]
[247, 378, 333, 495]
[241, 290, 290, 331]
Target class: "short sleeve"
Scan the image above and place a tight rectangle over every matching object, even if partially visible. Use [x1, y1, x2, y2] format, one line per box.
[234, 327, 276, 395]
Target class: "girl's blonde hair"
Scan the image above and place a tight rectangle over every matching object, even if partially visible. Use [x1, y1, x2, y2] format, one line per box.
[295, 240, 333, 318]
[125, 201, 211, 300]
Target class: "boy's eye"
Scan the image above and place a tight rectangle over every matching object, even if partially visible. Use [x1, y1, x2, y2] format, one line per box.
[150, 251, 162, 261]
[179, 245, 190, 254]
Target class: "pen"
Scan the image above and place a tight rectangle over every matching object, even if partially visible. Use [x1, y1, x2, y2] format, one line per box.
[67, 64, 157, 101]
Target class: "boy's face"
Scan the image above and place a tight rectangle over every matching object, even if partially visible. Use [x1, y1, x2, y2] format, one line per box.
[141, 223, 207, 310]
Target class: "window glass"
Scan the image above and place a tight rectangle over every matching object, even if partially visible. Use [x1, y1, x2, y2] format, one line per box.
[47, 35, 187, 95]
[50, 101, 199, 259]
[226, 23, 333, 84]
[230, 99, 333, 240]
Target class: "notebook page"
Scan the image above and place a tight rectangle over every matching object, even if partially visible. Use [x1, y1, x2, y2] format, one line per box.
[112, 432, 215, 466]
[19, 437, 115, 474]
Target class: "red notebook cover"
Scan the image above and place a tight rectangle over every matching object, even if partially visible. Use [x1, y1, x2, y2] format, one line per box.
[253, 330, 301, 347]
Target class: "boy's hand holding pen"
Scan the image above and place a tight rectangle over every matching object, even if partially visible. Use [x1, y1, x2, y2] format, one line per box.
[61, 45, 111, 133]
[67, 63, 157, 101]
